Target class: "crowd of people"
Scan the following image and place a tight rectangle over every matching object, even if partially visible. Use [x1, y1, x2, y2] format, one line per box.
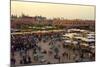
[11, 32, 95, 66]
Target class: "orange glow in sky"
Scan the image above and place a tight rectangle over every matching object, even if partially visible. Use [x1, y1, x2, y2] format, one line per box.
[11, 1, 95, 20]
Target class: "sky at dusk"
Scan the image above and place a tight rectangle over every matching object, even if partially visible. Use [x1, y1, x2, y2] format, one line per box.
[11, 1, 95, 20]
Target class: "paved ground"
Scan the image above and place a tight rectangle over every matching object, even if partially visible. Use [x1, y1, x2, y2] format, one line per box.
[12, 40, 89, 66]
[11, 33, 95, 66]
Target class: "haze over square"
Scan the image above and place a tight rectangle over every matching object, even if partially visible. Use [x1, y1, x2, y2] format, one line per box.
[11, 1, 95, 20]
